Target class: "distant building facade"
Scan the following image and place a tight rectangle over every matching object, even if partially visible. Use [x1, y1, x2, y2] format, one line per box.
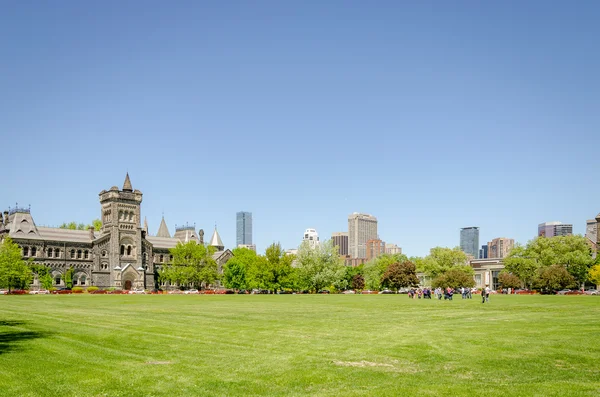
[479, 244, 488, 259]
[0, 174, 232, 290]
[331, 232, 348, 256]
[366, 239, 385, 261]
[303, 228, 319, 248]
[586, 219, 597, 243]
[348, 213, 378, 259]
[487, 238, 514, 259]
[385, 243, 402, 255]
[237, 244, 256, 252]
[236, 211, 252, 246]
[460, 227, 480, 258]
[538, 221, 573, 237]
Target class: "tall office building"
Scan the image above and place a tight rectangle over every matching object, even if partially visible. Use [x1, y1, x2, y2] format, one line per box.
[487, 238, 514, 258]
[348, 213, 378, 259]
[538, 221, 573, 237]
[460, 227, 480, 258]
[236, 212, 252, 247]
[479, 244, 488, 259]
[303, 228, 320, 248]
[366, 239, 386, 260]
[331, 232, 349, 256]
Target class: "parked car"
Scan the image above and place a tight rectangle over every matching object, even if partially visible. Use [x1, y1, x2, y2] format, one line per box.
[29, 290, 50, 295]
[129, 289, 146, 294]
[342, 290, 356, 294]
[378, 289, 394, 294]
[184, 289, 199, 294]
[584, 289, 599, 295]
[318, 290, 330, 294]
[556, 289, 571, 295]
[0, 290, 7, 295]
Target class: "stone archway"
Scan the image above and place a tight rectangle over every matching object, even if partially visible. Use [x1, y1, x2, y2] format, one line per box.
[124, 280, 133, 290]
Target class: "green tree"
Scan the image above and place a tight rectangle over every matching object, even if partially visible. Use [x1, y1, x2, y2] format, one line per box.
[364, 253, 408, 290]
[418, 247, 469, 278]
[0, 237, 33, 292]
[264, 243, 295, 292]
[498, 272, 521, 289]
[534, 264, 575, 293]
[351, 274, 365, 291]
[296, 240, 345, 292]
[380, 261, 419, 291]
[588, 264, 600, 287]
[431, 267, 475, 290]
[65, 267, 74, 289]
[59, 219, 102, 231]
[31, 264, 54, 290]
[92, 219, 102, 231]
[504, 245, 540, 289]
[159, 242, 218, 289]
[222, 259, 247, 291]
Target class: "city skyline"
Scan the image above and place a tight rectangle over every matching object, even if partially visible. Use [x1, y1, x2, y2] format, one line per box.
[2, 2, 599, 256]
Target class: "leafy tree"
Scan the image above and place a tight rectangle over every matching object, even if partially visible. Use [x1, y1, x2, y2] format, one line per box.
[498, 272, 521, 289]
[380, 261, 419, 291]
[59, 219, 102, 231]
[431, 267, 475, 290]
[588, 264, 600, 287]
[340, 265, 363, 291]
[504, 245, 540, 289]
[0, 237, 33, 291]
[222, 259, 247, 291]
[31, 264, 54, 290]
[92, 219, 102, 231]
[534, 264, 575, 293]
[296, 240, 345, 292]
[159, 241, 218, 289]
[351, 274, 365, 291]
[264, 243, 295, 292]
[65, 267, 74, 289]
[364, 253, 408, 290]
[418, 247, 468, 278]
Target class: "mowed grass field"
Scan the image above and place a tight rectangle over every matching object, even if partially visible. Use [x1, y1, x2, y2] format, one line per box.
[1, 295, 599, 397]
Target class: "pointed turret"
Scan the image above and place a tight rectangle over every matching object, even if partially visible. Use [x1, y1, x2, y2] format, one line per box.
[123, 172, 133, 192]
[156, 216, 171, 238]
[209, 226, 224, 251]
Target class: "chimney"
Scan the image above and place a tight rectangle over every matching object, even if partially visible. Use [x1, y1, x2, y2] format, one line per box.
[89, 226, 95, 240]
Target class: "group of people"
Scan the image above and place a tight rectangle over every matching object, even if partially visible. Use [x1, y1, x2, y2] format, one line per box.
[407, 286, 492, 303]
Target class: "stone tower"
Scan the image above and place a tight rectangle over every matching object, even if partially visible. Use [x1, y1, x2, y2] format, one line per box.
[97, 173, 148, 289]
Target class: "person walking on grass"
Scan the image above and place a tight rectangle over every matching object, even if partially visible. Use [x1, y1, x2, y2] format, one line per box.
[481, 287, 486, 304]
[485, 285, 490, 303]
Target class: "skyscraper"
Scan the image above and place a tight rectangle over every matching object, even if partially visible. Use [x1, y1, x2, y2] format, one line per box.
[479, 244, 488, 259]
[487, 238, 514, 258]
[538, 221, 572, 237]
[303, 228, 319, 248]
[331, 232, 349, 256]
[348, 213, 378, 259]
[366, 239, 385, 260]
[460, 227, 479, 258]
[236, 211, 252, 246]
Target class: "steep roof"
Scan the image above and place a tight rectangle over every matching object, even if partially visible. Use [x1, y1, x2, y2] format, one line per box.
[146, 236, 179, 249]
[156, 217, 171, 238]
[209, 227, 224, 248]
[123, 172, 133, 192]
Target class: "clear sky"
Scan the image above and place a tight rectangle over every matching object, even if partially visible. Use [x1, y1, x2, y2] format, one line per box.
[1, 1, 599, 256]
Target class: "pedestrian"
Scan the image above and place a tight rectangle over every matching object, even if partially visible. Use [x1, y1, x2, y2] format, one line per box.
[485, 285, 490, 303]
[481, 287, 486, 304]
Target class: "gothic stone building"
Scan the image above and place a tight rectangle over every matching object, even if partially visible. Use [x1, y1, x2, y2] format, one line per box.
[0, 174, 232, 290]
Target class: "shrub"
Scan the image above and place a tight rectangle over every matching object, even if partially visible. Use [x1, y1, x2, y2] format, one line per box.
[72, 287, 84, 293]
[89, 289, 107, 294]
[49, 287, 57, 292]
[87, 286, 99, 292]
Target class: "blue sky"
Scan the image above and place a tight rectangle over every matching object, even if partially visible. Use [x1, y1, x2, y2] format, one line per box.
[1, 1, 599, 256]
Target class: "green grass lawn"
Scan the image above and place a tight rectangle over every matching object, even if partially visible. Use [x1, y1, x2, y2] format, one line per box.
[0, 294, 599, 397]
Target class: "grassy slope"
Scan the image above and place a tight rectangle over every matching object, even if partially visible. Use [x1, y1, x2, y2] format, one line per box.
[0, 295, 598, 397]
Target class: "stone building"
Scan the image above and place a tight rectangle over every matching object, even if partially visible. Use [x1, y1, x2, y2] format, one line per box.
[0, 174, 232, 290]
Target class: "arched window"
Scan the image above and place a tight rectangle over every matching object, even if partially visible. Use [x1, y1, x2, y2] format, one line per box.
[48, 248, 53, 258]
[160, 255, 164, 263]
[120, 245, 125, 255]
[129, 212, 133, 221]
[127, 246, 132, 256]
[84, 250, 89, 259]
[55, 248, 60, 257]
[169, 255, 173, 261]
[54, 276, 61, 285]
[23, 247, 29, 256]
[102, 250, 107, 257]
[143, 252, 147, 261]
[31, 247, 36, 256]
[80, 275, 86, 285]
[77, 250, 82, 259]
[70, 249, 75, 259]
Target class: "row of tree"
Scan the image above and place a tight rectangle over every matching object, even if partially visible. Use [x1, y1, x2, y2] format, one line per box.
[502, 235, 600, 292]
[59, 219, 102, 231]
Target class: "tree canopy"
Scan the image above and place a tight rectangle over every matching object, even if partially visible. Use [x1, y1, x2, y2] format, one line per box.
[431, 267, 475, 290]
[59, 219, 102, 231]
[295, 240, 345, 292]
[0, 237, 33, 291]
[380, 261, 419, 291]
[416, 247, 469, 278]
[159, 241, 218, 289]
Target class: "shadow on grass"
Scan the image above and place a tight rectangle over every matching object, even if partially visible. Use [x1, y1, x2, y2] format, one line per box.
[0, 320, 51, 355]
